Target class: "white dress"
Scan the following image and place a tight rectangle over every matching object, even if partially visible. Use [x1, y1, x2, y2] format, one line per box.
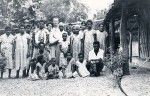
[95, 30, 108, 49]
[15, 33, 31, 70]
[72, 34, 83, 61]
[76, 60, 90, 77]
[0, 34, 14, 69]
[84, 29, 95, 60]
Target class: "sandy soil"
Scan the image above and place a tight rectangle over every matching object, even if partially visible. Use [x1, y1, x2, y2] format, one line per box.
[121, 66, 150, 96]
[0, 69, 124, 96]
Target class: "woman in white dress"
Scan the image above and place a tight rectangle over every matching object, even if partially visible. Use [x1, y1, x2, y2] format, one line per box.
[46, 23, 58, 59]
[83, 20, 96, 60]
[0, 26, 15, 78]
[51, 18, 62, 64]
[72, 25, 83, 61]
[14, 25, 31, 78]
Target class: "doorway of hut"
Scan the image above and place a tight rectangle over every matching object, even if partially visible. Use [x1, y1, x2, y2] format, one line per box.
[128, 14, 150, 68]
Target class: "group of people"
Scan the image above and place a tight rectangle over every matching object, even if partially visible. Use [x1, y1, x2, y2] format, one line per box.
[0, 17, 108, 80]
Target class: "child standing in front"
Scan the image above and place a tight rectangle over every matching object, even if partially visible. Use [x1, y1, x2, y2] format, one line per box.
[59, 32, 70, 78]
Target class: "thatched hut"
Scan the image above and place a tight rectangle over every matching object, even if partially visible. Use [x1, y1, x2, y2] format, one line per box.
[104, 0, 150, 75]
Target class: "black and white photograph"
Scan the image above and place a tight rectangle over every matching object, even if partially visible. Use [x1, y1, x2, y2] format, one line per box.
[0, 0, 150, 96]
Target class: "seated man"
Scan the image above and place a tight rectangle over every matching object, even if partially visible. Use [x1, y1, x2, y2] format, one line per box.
[87, 41, 104, 77]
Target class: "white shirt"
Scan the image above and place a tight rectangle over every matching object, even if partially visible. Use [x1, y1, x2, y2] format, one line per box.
[35, 28, 49, 44]
[88, 49, 104, 61]
[59, 39, 70, 53]
[51, 27, 62, 41]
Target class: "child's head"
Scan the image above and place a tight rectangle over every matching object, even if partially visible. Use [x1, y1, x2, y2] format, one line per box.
[78, 53, 84, 62]
[51, 58, 56, 66]
[59, 22, 64, 32]
[38, 42, 45, 51]
[66, 52, 72, 61]
[40, 37, 44, 43]
[62, 32, 67, 41]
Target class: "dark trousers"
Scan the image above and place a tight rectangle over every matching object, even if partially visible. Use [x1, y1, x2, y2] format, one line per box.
[86, 61, 104, 76]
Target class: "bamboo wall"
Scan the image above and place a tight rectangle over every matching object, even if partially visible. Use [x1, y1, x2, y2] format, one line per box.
[138, 5, 150, 59]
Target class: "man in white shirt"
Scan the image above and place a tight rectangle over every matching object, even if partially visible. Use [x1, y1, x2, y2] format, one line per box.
[87, 41, 104, 77]
[51, 18, 62, 41]
[51, 18, 62, 64]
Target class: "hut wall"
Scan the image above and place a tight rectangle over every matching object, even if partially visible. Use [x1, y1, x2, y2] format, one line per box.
[139, 5, 150, 59]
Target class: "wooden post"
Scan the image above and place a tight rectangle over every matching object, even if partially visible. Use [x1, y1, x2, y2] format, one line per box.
[129, 32, 132, 62]
[146, 23, 149, 57]
[137, 16, 141, 58]
[109, 19, 115, 57]
[120, 0, 130, 75]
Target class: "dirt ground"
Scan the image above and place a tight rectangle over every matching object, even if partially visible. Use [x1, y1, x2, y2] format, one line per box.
[121, 66, 150, 96]
[0, 69, 124, 96]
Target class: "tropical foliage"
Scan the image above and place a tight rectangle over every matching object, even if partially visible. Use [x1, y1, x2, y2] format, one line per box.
[0, 0, 88, 25]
